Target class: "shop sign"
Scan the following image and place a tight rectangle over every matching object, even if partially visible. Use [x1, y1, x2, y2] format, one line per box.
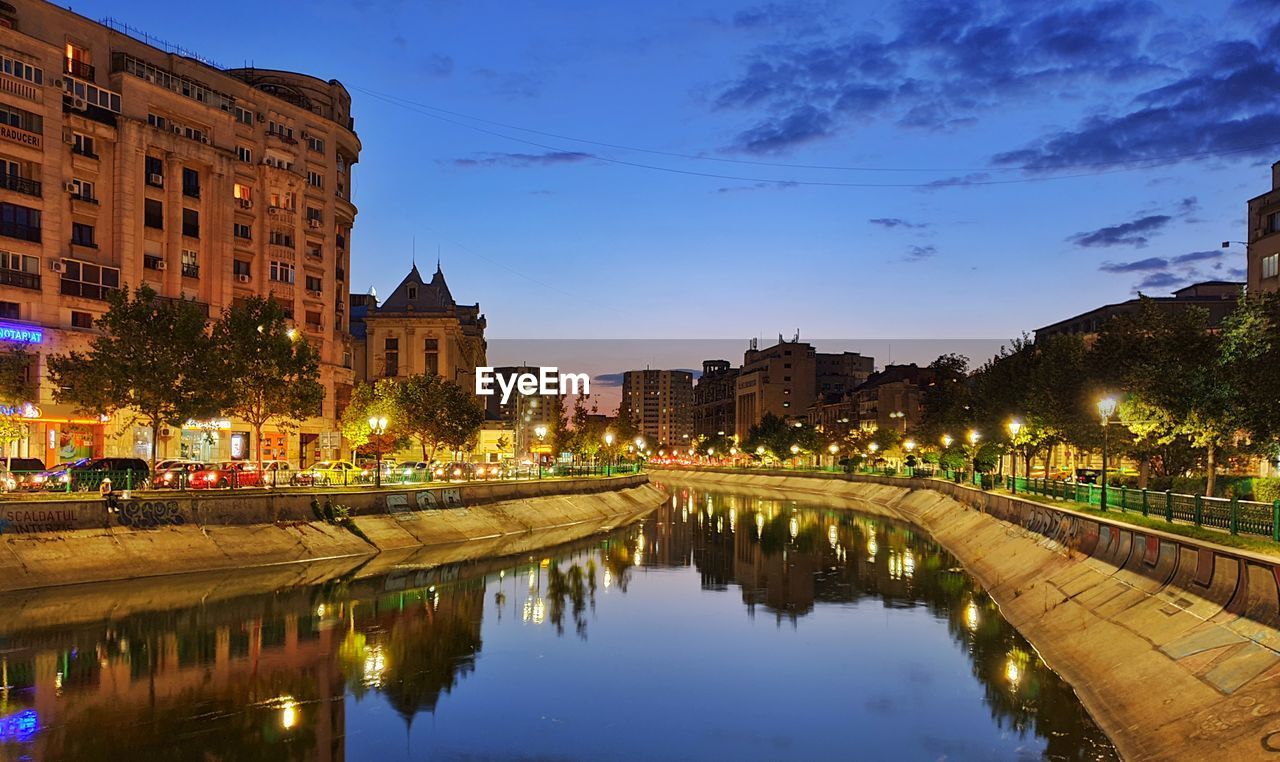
[0, 401, 39, 419]
[0, 321, 41, 344]
[230, 432, 247, 459]
[183, 418, 231, 430]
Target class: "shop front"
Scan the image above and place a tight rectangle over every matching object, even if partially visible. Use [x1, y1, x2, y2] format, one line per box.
[0, 402, 108, 467]
[178, 419, 232, 463]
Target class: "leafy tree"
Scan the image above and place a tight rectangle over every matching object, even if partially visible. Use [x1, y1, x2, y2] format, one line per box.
[918, 353, 972, 446]
[0, 347, 34, 465]
[47, 285, 219, 469]
[1222, 293, 1280, 459]
[395, 374, 484, 461]
[339, 379, 408, 458]
[209, 296, 324, 468]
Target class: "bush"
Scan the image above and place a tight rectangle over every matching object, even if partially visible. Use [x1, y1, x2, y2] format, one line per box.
[1253, 477, 1280, 503]
[309, 497, 324, 521]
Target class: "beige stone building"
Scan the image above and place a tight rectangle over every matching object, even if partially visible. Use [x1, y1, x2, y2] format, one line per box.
[620, 368, 693, 448]
[0, 2, 360, 466]
[734, 338, 816, 441]
[1247, 161, 1280, 294]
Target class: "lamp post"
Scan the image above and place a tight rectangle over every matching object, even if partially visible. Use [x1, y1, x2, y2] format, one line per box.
[534, 424, 547, 479]
[1097, 397, 1117, 511]
[828, 443, 839, 471]
[967, 430, 981, 484]
[635, 437, 645, 472]
[603, 431, 614, 476]
[367, 415, 388, 489]
[904, 439, 916, 476]
[1007, 420, 1022, 494]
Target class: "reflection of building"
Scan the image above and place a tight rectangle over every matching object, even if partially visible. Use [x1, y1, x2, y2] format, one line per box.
[1247, 161, 1280, 294]
[350, 263, 486, 388]
[734, 338, 816, 440]
[692, 360, 738, 439]
[1033, 280, 1242, 343]
[0, 2, 360, 466]
[621, 369, 693, 447]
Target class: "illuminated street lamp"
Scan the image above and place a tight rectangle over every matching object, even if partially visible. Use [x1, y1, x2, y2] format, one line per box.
[367, 415, 388, 489]
[941, 434, 953, 448]
[603, 431, 615, 476]
[1007, 420, 1022, 494]
[534, 424, 548, 479]
[635, 437, 646, 472]
[1098, 397, 1117, 511]
[967, 430, 980, 483]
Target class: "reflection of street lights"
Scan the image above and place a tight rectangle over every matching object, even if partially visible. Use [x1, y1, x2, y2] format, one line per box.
[1007, 420, 1022, 494]
[534, 424, 547, 479]
[1098, 397, 1117, 511]
[367, 415, 388, 488]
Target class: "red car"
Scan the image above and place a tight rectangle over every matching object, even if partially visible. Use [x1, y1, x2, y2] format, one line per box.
[189, 461, 263, 489]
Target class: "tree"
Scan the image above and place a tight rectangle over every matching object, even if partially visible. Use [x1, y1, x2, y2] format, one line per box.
[918, 353, 972, 446]
[209, 296, 325, 469]
[47, 285, 219, 469]
[0, 347, 34, 466]
[1222, 293, 1280, 456]
[339, 378, 408, 459]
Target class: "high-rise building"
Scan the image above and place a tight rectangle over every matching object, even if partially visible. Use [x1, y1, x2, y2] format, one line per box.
[692, 359, 738, 438]
[816, 351, 874, 397]
[734, 338, 816, 440]
[1247, 160, 1280, 293]
[0, 2, 359, 466]
[621, 369, 694, 447]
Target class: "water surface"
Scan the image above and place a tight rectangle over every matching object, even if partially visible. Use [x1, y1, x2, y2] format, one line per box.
[0, 483, 1116, 760]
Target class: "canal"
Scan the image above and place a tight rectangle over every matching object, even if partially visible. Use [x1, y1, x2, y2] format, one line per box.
[0, 483, 1117, 761]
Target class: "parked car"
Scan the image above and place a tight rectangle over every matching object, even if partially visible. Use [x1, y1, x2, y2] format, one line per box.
[1, 457, 47, 491]
[69, 458, 151, 491]
[297, 460, 360, 486]
[189, 461, 268, 489]
[154, 460, 206, 489]
[399, 461, 433, 482]
[24, 458, 91, 491]
[433, 461, 476, 481]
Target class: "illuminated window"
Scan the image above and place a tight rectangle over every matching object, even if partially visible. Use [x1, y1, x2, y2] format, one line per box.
[1263, 254, 1279, 280]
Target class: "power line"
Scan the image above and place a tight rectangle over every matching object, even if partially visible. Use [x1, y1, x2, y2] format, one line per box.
[352, 85, 1280, 179]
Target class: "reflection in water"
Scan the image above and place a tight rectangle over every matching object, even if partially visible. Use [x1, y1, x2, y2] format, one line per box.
[0, 486, 1116, 761]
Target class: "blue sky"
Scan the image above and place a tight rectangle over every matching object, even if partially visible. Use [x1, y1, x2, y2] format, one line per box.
[81, 0, 1277, 343]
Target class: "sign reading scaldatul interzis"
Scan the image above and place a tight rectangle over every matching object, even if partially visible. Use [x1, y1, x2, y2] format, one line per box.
[0, 321, 42, 344]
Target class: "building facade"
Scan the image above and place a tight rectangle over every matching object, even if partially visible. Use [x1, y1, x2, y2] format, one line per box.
[1247, 161, 1280, 294]
[734, 338, 816, 441]
[621, 368, 694, 448]
[692, 359, 738, 439]
[852, 364, 933, 433]
[480, 365, 560, 459]
[0, 2, 360, 466]
[1034, 281, 1242, 343]
[816, 351, 874, 397]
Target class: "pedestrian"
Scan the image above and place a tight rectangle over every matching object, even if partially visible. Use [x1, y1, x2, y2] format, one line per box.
[100, 476, 119, 513]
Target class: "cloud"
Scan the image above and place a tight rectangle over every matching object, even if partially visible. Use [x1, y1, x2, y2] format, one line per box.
[1135, 271, 1184, 290]
[903, 244, 937, 262]
[593, 373, 625, 387]
[451, 151, 594, 168]
[732, 105, 833, 153]
[423, 54, 454, 78]
[1099, 256, 1168, 272]
[1069, 214, 1171, 247]
[869, 217, 929, 229]
[1170, 249, 1224, 265]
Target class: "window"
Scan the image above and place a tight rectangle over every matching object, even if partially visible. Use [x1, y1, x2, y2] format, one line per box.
[269, 230, 294, 248]
[407, 286, 417, 300]
[236, 145, 253, 163]
[147, 113, 168, 131]
[145, 156, 163, 186]
[1268, 212, 1280, 235]
[233, 222, 252, 240]
[233, 183, 252, 202]
[182, 208, 199, 238]
[181, 249, 199, 278]
[71, 310, 93, 329]
[63, 75, 121, 113]
[267, 120, 293, 140]
[0, 250, 38, 290]
[182, 167, 200, 198]
[0, 103, 41, 134]
[306, 135, 324, 153]
[143, 254, 163, 270]
[305, 274, 322, 292]
[71, 222, 95, 247]
[0, 202, 39, 241]
[0, 54, 43, 86]
[269, 260, 295, 284]
[235, 106, 253, 125]
[1264, 253, 1280, 280]
[306, 207, 322, 222]
[144, 198, 163, 229]
[384, 337, 399, 377]
[233, 259, 251, 277]
[270, 191, 295, 210]
[72, 132, 96, 158]
[307, 170, 323, 188]
[0, 300, 17, 319]
[71, 178, 95, 202]
[60, 258, 119, 300]
[425, 337, 439, 375]
[306, 243, 322, 259]
[305, 310, 322, 330]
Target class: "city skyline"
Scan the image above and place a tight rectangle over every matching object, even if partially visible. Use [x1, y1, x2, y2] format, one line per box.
[65, 0, 1276, 339]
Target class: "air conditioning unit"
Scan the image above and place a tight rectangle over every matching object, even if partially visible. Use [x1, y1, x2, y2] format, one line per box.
[158, 426, 172, 438]
[307, 218, 321, 229]
[148, 173, 164, 186]
[237, 273, 251, 283]
[69, 96, 88, 111]
[268, 206, 280, 216]
[154, 261, 167, 271]
[307, 288, 322, 297]
[61, 127, 74, 144]
[63, 181, 78, 193]
[237, 198, 252, 209]
[198, 135, 209, 144]
[171, 124, 182, 134]
[48, 260, 64, 273]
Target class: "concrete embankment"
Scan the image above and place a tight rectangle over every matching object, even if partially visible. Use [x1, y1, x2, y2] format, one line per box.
[0, 474, 661, 593]
[654, 468, 1280, 762]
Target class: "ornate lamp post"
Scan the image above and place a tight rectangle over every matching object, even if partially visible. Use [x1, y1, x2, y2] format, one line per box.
[904, 439, 916, 476]
[603, 431, 615, 476]
[1097, 397, 1117, 510]
[635, 437, 645, 471]
[534, 424, 548, 479]
[367, 415, 388, 489]
[1007, 420, 1022, 494]
[967, 430, 981, 484]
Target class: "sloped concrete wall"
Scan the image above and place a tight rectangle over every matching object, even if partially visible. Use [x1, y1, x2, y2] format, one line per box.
[0, 476, 660, 593]
[654, 468, 1280, 761]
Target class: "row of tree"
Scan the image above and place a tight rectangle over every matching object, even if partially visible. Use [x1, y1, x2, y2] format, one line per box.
[337, 374, 485, 461]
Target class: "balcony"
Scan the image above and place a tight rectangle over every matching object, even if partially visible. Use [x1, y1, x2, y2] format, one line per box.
[60, 279, 113, 301]
[0, 221, 40, 242]
[0, 174, 40, 198]
[154, 294, 210, 317]
[267, 129, 298, 146]
[0, 269, 39, 290]
[181, 263, 200, 279]
[65, 58, 95, 80]
[0, 75, 40, 104]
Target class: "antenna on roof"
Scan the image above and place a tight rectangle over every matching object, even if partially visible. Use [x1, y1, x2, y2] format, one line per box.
[411, 236, 416, 268]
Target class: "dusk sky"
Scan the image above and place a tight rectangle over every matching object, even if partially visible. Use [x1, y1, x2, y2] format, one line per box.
[79, 0, 1278, 347]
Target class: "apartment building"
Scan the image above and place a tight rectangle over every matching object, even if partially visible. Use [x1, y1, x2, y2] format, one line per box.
[816, 351, 873, 397]
[621, 368, 694, 448]
[852, 364, 934, 433]
[1247, 160, 1280, 294]
[734, 338, 816, 441]
[692, 359, 738, 438]
[0, 2, 360, 466]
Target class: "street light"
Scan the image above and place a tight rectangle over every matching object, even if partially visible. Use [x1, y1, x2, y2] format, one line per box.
[941, 434, 953, 448]
[534, 425, 548, 479]
[603, 431, 615, 476]
[1007, 420, 1022, 494]
[967, 430, 980, 483]
[367, 415, 388, 489]
[1098, 397, 1117, 511]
